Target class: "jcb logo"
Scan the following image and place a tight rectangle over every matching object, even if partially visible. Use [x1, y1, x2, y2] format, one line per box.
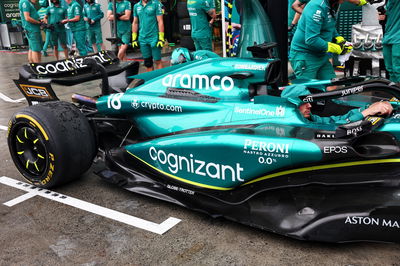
[20, 85, 50, 98]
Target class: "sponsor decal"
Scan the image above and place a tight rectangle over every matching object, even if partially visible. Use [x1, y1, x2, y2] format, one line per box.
[166, 184, 195, 195]
[243, 139, 290, 159]
[366, 116, 382, 125]
[303, 96, 314, 103]
[323, 146, 348, 154]
[162, 74, 234, 92]
[32, 53, 110, 75]
[315, 133, 336, 139]
[19, 84, 50, 98]
[40, 153, 55, 186]
[313, 9, 322, 22]
[130, 97, 183, 112]
[234, 106, 285, 117]
[393, 114, 400, 119]
[149, 147, 244, 182]
[341, 85, 364, 97]
[233, 64, 266, 71]
[131, 97, 140, 109]
[345, 216, 400, 229]
[347, 126, 363, 136]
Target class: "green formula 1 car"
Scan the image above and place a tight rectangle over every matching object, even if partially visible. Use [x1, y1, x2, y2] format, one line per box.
[6, 43, 400, 243]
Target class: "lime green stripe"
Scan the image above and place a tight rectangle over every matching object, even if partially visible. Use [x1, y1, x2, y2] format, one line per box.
[127, 150, 400, 191]
[243, 158, 400, 186]
[126, 151, 232, 191]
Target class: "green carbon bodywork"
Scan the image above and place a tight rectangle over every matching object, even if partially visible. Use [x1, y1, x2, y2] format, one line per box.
[94, 55, 400, 190]
[94, 57, 331, 189]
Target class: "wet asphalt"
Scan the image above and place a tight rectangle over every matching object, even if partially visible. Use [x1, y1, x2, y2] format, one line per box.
[0, 51, 399, 265]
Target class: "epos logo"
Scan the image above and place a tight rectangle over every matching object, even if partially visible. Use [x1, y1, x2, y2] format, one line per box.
[162, 74, 235, 91]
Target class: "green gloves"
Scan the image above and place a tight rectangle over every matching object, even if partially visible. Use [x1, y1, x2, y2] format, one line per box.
[358, 0, 368, 6]
[327, 42, 344, 55]
[328, 36, 353, 55]
[342, 44, 353, 55]
[131, 32, 138, 48]
[333, 36, 345, 44]
[157, 32, 165, 48]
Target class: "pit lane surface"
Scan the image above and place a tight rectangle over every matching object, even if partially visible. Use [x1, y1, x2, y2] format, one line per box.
[0, 52, 399, 265]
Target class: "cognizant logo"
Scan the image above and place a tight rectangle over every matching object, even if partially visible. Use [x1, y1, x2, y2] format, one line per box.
[149, 147, 244, 182]
[162, 74, 234, 91]
[33, 53, 110, 75]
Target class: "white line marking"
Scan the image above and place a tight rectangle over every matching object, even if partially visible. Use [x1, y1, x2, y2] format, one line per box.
[0, 125, 7, 131]
[3, 192, 37, 207]
[0, 92, 25, 103]
[0, 176, 181, 235]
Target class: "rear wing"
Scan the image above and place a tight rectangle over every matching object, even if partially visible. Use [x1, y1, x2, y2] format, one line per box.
[14, 51, 139, 105]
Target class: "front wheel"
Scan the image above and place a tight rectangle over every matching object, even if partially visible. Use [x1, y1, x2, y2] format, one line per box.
[7, 101, 97, 188]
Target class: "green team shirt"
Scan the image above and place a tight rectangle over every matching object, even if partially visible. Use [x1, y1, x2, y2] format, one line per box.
[108, 0, 132, 34]
[83, 3, 104, 28]
[187, 0, 215, 39]
[19, 0, 40, 33]
[46, 5, 67, 31]
[67, 0, 86, 32]
[133, 0, 163, 42]
[383, 0, 400, 44]
[290, 0, 339, 59]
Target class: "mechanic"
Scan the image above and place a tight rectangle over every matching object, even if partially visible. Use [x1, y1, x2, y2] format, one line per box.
[289, 0, 368, 80]
[38, 0, 51, 57]
[170, 47, 220, 65]
[19, 0, 42, 63]
[131, 0, 165, 71]
[107, 0, 132, 61]
[83, 0, 105, 53]
[282, 85, 393, 124]
[187, 0, 217, 51]
[381, 0, 400, 85]
[289, 0, 309, 34]
[43, 0, 69, 60]
[291, 0, 364, 16]
[62, 0, 88, 56]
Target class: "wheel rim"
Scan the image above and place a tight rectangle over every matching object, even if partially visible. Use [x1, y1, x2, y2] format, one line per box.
[13, 125, 48, 177]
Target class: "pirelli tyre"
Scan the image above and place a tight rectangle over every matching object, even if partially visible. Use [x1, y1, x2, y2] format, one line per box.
[7, 101, 97, 188]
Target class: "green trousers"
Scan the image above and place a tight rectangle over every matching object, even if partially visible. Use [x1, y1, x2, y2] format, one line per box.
[383, 43, 400, 83]
[73, 30, 88, 56]
[290, 52, 336, 80]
